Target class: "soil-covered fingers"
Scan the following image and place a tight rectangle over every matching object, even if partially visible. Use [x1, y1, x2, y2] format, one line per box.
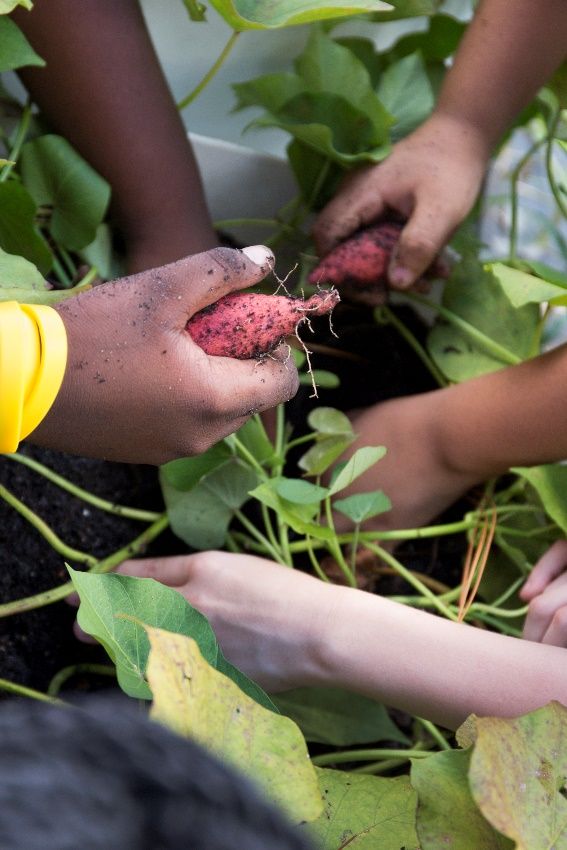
[388, 202, 459, 289]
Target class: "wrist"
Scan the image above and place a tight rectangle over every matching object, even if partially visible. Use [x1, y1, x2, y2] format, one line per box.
[423, 108, 494, 165]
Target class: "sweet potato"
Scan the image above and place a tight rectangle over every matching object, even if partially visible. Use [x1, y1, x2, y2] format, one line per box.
[309, 220, 446, 306]
[187, 289, 340, 359]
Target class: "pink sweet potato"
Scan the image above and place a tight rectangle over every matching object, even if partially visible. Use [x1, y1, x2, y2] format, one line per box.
[187, 289, 340, 359]
[309, 220, 446, 306]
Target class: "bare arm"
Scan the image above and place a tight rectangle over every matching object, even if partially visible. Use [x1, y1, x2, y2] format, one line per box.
[13, 0, 217, 273]
[115, 551, 567, 730]
[314, 0, 567, 285]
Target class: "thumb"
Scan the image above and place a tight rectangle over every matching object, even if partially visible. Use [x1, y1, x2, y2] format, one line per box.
[388, 204, 454, 289]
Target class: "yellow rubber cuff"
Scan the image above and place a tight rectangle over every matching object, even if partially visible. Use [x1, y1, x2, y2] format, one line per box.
[0, 301, 67, 453]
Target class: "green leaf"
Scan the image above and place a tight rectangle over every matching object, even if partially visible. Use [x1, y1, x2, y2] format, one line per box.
[308, 406, 353, 437]
[209, 0, 393, 30]
[459, 703, 567, 849]
[286, 138, 343, 208]
[233, 72, 305, 112]
[412, 748, 513, 849]
[226, 415, 275, 465]
[513, 465, 567, 535]
[377, 51, 434, 139]
[0, 244, 46, 292]
[69, 568, 276, 711]
[328, 445, 386, 495]
[333, 489, 391, 523]
[250, 480, 335, 540]
[307, 769, 418, 848]
[298, 434, 353, 476]
[273, 686, 409, 746]
[162, 458, 258, 549]
[147, 629, 322, 822]
[306, 369, 340, 389]
[296, 30, 393, 142]
[335, 36, 383, 87]
[490, 262, 567, 307]
[20, 135, 111, 250]
[160, 442, 232, 491]
[428, 257, 539, 381]
[386, 13, 466, 61]
[0, 182, 52, 273]
[0, 16, 43, 71]
[250, 92, 391, 165]
[275, 477, 329, 504]
[0, 0, 32, 12]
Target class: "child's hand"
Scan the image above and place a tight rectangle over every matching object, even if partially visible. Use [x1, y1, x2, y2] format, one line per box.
[521, 541, 567, 646]
[32, 246, 299, 465]
[312, 112, 489, 289]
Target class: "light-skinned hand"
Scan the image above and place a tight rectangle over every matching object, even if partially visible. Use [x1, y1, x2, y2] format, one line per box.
[521, 540, 567, 646]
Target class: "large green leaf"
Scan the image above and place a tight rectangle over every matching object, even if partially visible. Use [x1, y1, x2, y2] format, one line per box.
[513, 465, 567, 535]
[0, 244, 46, 294]
[233, 71, 307, 112]
[428, 257, 539, 381]
[250, 480, 335, 539]
[0, 182, 51, 273]
[377, 51, 434, 139]
[20, 135, 110, 250]
[386, 13, 466, 61]
[0, 16, 43, 71]
[333, 489, 391, 523]
[412, 748, 513, 849]
[459, 703, 567, 849]
[160, 442, 232, 491]
[274, 686, 409, 746]
[210, 0, 392, 30]
[161, 458, 258, 549]
[306, 769, 418, 848]
[328, 445, 386, 495]
[147, 628, 322, 822]
[69, 568, 276, 711]
[490, 261, 567, 307]
[299, 434, 353, 476]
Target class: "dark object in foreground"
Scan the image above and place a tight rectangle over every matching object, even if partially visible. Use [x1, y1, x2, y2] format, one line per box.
[309, 220, 446, 305]
[0, 696, 313, 850]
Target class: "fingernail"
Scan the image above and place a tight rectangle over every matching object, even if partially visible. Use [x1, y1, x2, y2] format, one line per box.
[242, 245, 275, 268]
[389, 266, 414, 288]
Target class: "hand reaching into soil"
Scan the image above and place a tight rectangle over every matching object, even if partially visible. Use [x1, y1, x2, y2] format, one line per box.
[108, 550, 567, 729]
[30, 246, 299, 464]
[521, 541, 567, 646]
[312, 112, 488, 289]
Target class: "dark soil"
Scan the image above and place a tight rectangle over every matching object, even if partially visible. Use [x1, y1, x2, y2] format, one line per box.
[0, 303, 466, 695]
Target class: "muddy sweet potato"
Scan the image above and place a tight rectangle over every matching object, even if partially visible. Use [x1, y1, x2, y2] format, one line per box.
[187, 289, 340, 359]
[309, 220, 446, 306]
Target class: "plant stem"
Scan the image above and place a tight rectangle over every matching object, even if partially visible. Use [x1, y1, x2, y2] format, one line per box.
[416, 717, 451, 750]
[234, 509, 286, 565]
[324, 497, 356, 587]
[76, 265, 99, 287]
[47, 663, 116, 697]
[52, 253, 73, 288]
[232, 435, 269, 480]
[363, 541, 459, 621]
[0, 484, 98, 568]
[6, 452, 162, 521]
[509, 137, 545, 261]
[312, 747, 431, 767]
[545, 112, 567, 219]
[0, 514, 169, 618]
[379, 305, 448, 387]
[177, 30, 240, 110]
[404, 291, 521, 366]
[0, 99, 32, 182]
[0, 677, 65, 705]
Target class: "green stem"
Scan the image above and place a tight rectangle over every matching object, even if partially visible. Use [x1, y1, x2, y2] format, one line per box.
[509, 137, 546, 261]
[232, 435, 269, 480]
[52, 253, 73, 288]
[379, 305, 448, 387]
[59, 245, 77, 278]
[416, 717, 451, 750]
[404, 291, 521, 366]
[6, 452, 162, 521]
[0, 677, 65, 705]
[363, 541, 459, 621]
[0, 100, 32, 182]
[0, 514, 169, 618]
[47, 663, 116, 697]
[177, 31, 240, 110]
[546, 112, 567, 219]
[312, 747, 431, 767]
[75, 265, 99, 288]
[467, 601, 528, 619]
[234, 509, 286, 565]
[0, 484, 98, 568]
[306, 536, 330, 582]
[324, 497, 356, 587]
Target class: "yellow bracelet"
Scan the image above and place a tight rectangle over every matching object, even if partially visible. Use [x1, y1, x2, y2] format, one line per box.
[0, 301, 67, 453]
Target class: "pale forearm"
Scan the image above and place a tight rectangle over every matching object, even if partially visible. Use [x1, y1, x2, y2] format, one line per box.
[320, 586, 567, 729]
[436, 0, 567, 152]
[14, 0, 217, 266]
[434, 342, 567, 479]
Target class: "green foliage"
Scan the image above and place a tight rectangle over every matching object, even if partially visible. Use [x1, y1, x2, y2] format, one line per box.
[209, 0, 394, 30]
[513, 465, 567, 535]
[69, 568, 276, 711]
[0, 182, 52, 273]
[147, 628, 322, 822]
[0, 0, 32, 16]
[0, 16, 43, 72]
